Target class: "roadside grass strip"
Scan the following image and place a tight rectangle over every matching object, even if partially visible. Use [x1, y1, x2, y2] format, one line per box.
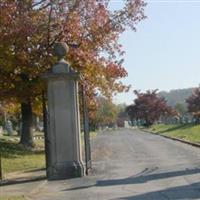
[147, 124, 200, 144]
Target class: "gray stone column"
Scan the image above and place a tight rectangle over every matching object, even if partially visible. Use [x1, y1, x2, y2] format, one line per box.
[43, 42, 84, 180]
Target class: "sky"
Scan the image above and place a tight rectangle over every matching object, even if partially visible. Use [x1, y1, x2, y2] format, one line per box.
[111, 0, 200, 105]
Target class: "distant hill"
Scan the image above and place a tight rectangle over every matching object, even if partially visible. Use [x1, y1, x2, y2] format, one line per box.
[158, 88, 196, 108]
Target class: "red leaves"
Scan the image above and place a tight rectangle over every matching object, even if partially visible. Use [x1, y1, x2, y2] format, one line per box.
[0, 0, 146, 108]
[186, 87, 200, 120]
[105, 62, 127, 79]
[126, 90, 176, 126]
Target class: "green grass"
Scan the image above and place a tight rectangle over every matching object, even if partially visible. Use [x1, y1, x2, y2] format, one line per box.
[0, 196, 26, 200]
[89, 131, 97, 138]
[33, 131, 44, 137]
[146, 124, 200, 144]
[0, 130, 97, 176]
[0, 130, 97, 175]
[0, 134, 45, 175]
[81, 131, 97, 140]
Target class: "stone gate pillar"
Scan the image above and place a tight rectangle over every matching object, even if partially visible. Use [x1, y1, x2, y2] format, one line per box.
[43, 42, 84, 180]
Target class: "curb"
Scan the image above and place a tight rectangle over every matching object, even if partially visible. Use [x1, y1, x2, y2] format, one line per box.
[141, 129, 200, 148]
[0, 175, 46, 186]
[0, 176, 47, 200]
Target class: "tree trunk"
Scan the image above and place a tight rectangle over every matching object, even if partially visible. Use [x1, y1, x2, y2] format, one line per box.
[20, 102, 34, 147]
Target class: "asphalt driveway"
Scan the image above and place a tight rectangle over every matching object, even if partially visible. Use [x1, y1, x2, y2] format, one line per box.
[16, 129, 200, 199]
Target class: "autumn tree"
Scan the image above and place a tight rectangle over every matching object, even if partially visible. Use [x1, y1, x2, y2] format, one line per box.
[91, 96, 118, 129]
[186, 87, 200, 123]
[126, 90, 175, 127]
[0, 0, 146, 147]
[117, 104, 128, 119]
[0, 101, 21, 132]
[115, 104, 129, 127]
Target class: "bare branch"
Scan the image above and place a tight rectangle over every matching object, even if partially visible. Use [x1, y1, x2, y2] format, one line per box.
[32, 0, 47, 8]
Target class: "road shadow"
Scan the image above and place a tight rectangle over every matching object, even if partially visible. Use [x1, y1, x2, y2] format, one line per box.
[65, 167, 200, 191]
[96, 168, 200, 187]
[112, 182, 200, 200]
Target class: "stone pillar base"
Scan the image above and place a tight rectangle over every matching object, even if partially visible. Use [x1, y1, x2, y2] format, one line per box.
[47, 161, 84, 180]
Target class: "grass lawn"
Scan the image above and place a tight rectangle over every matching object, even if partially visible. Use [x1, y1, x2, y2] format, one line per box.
[0, 133, 45, 175]
[0, 196, 26, 200]
[0, 130, 97, 176]
[146, 124, 200, 144]
[90, 131, 97, 138]
[81, 131, 97, 141]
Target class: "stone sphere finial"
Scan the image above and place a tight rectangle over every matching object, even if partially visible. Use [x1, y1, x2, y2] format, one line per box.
[53, 42, 69, 60]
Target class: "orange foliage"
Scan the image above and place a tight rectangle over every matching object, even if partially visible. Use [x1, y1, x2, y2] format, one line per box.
[0, 0, 146, 112]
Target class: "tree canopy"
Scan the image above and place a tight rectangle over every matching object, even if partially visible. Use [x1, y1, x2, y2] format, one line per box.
[186, 87, 200, 122]
[0, 0, 146, 103]
[126, 90, 175, 126]
[0, 0, 146, 146]
[92, 96, 118, 128]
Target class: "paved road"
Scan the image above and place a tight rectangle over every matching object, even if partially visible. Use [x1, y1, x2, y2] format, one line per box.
[29, 129, 200, 199]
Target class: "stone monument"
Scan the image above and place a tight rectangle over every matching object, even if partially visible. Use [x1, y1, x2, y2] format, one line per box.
[6, 120, 13, 136]
[43, 42, 84, 180]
